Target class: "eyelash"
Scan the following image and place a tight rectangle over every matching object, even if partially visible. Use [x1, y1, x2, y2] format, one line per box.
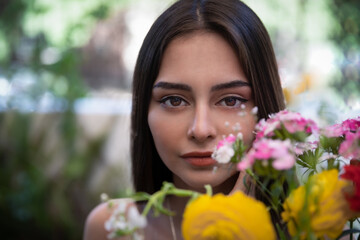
[159, 96, 188, 108]
[217, 96, 248, 108]
[159, 96, 248, 108]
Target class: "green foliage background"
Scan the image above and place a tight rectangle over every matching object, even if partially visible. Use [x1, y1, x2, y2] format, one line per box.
[0, 0, 359, 239]
[329, 0, 360, 99]
[0, 0, 130, 239]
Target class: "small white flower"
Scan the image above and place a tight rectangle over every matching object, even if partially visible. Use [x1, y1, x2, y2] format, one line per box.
[237, 132, 243, 140]
[114, 201, 128, 214]
[133, 232, 145, 240]
[104, 216, 115, 231]
[264, 121, 279, 136]
[101, 193, 109, 202]
[115, 220, 127, 230]
[224, 121, 230, 127]
[104, 199, 147, 239]
[241, 104, 246, 109]
[127, 205, 147, 229]
[212, 145, 234, 164]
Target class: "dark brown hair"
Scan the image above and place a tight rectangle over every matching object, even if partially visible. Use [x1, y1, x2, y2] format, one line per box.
[131, 0, 285, 193]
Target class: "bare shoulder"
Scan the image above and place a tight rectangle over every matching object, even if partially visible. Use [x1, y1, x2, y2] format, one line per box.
[83, 199, 133, 240]
[83, 201, 112, 240]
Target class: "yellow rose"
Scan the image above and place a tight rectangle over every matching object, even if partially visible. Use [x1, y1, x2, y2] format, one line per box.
[182, 191, 276, 240]
[282, 169, 353, 239]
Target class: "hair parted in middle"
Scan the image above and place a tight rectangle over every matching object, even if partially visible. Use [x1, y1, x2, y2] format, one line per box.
[131, 0, 285, 194]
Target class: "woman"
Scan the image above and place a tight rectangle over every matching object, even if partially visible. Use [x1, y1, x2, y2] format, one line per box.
[84, 0, 285, 239]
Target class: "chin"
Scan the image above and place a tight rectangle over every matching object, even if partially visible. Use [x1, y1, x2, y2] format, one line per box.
[177, 172, 238, 193]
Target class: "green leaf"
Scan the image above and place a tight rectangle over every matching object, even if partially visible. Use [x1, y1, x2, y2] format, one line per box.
[297, 148, 323, 172]
[275, 223, 288, 240]
[296, 158, 311, 168]
[319, 136, 344, 154]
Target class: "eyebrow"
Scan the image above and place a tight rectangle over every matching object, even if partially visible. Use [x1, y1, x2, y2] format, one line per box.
[152, 80, 250, 91]
[153, 82, 192, 91]
[210, 80, 250, 91]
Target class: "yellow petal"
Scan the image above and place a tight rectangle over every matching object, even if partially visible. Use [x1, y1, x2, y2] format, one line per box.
[182, 192, 276, 240]
[282, 169, 353, 239]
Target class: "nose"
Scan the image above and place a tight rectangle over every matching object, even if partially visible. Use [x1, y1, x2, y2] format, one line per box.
[187, 105, 216, 142]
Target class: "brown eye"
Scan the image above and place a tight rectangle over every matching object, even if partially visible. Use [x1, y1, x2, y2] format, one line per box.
[170, 97, 182, 106]
[217, 96, 247, 108]
[160, 96, 188, 108]
[224, 97, 237, 106]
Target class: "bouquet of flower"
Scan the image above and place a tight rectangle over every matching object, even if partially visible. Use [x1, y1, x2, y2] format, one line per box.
[104, 110, 360, 240]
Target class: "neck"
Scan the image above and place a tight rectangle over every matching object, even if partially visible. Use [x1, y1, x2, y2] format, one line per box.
[167, 195, 186, 240]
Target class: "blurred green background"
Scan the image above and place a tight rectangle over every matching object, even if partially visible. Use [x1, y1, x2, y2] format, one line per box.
[0, 0, 359, 239]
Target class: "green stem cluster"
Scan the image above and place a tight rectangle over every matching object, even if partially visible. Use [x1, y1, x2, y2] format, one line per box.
[136, 182, 203, 218]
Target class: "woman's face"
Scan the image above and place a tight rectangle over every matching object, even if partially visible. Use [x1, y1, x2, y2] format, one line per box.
[148, 31, 256, 192]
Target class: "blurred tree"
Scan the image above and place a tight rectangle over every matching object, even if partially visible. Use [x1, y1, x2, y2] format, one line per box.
[81, 11, 129, 90]
[328, 0, 360, 102]
[0, 0, 130, 239]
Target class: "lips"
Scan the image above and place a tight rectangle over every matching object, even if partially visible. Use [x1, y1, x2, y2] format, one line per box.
[181, 151, 216, 167]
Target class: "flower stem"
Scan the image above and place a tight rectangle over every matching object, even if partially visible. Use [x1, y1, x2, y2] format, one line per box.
[141, 182, 200, 217]
[246, 169, 280, 215]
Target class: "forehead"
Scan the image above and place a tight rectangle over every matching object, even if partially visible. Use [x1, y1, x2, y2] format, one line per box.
[156, 31, 247, 86]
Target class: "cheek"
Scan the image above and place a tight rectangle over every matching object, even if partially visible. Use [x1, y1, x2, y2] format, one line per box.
[148, 110, 166, 150]
[216, 112, 256, 147]
[240, 118, 256, 147]
[148, 108, 183, 157]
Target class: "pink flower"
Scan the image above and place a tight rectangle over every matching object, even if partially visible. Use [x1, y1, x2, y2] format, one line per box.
[212, 134, 236, 163]
[321, 117, 360, 138]
[321, 123, 344, 138]
[342, 117, 360, 133]
[294, 141, 319, 155]
[238, 139, 296, 171]
[255, 110, 318, 141]
[216, 134, 236, 149]
[339, 131, 360, 160]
